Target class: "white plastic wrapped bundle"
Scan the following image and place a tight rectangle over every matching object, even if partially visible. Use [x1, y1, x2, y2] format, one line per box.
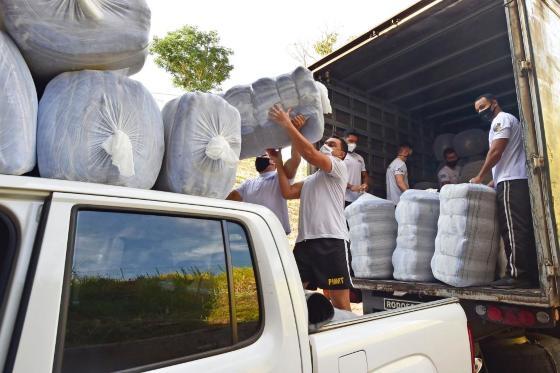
[37, 71, 164, 188]
[0, 31, 37, 175]
[156, 92, 241, 199]
[431, 184, 500, 287]
[345, 194, 397, 279]
[433, 133, 455, 160]
[453, 129, 488, 157]
[459, 160, 492, 184]
[392, 190, 440, 282]
[223, 66, 327, 159]
[0, 0, 151, 80]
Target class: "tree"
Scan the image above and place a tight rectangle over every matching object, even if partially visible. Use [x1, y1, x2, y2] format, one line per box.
[150, 25, 233, 92]
[313, 31, 338, 56]
[289, 30, 340, 67]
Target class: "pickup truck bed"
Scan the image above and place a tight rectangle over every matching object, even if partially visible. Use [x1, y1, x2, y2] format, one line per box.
[354, 278, 547, 307]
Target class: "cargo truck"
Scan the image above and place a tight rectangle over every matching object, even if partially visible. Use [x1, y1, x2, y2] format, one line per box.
[310, 0, 560, 370]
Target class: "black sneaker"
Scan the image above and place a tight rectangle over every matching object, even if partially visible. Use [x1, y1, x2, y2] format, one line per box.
[490, 276, 532, 289]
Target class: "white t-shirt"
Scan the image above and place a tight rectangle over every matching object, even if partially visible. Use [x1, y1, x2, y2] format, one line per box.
[386, 158, 408, 204]
[488, 111, 528, 184]
[344, 151, 367, 202]
[438, 165, 462, 187]
[237, 171, 291, 234]
[296, 156, 349, 243]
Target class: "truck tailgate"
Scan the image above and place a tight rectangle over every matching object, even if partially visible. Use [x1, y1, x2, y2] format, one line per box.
[309, 299, 471, 373]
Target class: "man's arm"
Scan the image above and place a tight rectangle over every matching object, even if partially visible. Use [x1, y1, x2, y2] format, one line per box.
[470, 138, 508, 183]
[268, 149, 303, 199]
[269, 105, 333, 173]
[395, 174, 409, 192]
[226, 190, 243, 201]
[360, 170, 369, 191]
[283, 115, 306, 179]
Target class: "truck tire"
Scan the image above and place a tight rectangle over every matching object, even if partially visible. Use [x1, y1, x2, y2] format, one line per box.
[481, 334, 560, 373]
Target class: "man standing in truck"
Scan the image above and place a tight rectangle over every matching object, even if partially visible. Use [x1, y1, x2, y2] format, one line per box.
[385, 142, 413, 204]
[226, 115, 306, 235]
[268, 104, 351, 311]
[344, 131, 369, 207]
[470, 93, 538, 288]
[438, 147, 462, 188]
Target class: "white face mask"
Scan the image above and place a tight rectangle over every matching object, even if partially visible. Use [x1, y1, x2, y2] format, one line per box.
[347, 143, 357, 153]
[320, 144, 333, 155]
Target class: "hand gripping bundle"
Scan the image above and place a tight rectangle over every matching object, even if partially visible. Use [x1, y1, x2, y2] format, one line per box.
[392, 190, 440, 282]
[431, 184, 500, 287]
[0, 31, 37, 175]
[345, 194, 397, 279]
[223, 66, 330, 159]
[157, 92, 241, 199]
[37, 70, 164, 188]
[0, 0, 151, 81]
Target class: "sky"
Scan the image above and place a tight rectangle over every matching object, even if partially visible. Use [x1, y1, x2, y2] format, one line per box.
[132, 0, 420, 108]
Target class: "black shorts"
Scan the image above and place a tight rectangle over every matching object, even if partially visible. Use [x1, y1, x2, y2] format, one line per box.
[293, 238, 351, 290]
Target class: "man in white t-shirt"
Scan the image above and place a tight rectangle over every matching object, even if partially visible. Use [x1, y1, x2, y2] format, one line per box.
[268, 104, 351, 311]
[386, 142, 413, 204]
[344, 131, 369, 207]
[471, 93, 537, 289]
[226, 115, 306, 235]
[438, 147, 461, 188]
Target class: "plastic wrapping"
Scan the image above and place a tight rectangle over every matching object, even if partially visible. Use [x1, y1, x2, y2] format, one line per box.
[0, 31, 37, 175]
[433, 133, 455, 161]
[156, 92, 241, 199]
[37, 70, 164, 188]
[345, 194, 397, 279]
[0, 0, 150, 80]
[392, 190, 440, 282]
[223, 66, 326, 159]
[453, 129, 488, 157]
[431, 184, 500, 287]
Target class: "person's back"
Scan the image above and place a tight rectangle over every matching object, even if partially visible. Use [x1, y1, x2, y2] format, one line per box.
[237, 171, 291, 234]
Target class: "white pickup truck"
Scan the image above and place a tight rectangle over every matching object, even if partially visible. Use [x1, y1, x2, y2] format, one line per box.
[0, 175, 472, 373]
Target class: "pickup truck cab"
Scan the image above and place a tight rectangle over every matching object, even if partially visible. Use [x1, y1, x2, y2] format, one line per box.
[0, 175, 472, 372]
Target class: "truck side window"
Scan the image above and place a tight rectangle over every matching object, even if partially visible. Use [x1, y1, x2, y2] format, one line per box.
[0, 213, 17, 308]
[58, 210, 261, 373]
[227, 222, 261, 341]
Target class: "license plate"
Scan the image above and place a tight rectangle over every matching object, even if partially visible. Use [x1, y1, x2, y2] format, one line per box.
[383, 298, 421, 310]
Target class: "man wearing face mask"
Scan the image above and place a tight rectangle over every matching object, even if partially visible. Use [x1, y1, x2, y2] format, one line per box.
[438, 147, 461, 188]
[226, 115, 306, 235]
[268, 104, 351, 311]
[471, 93, 537, 288]
[344, 131, 369, 207]
[386, 142, 413, 204]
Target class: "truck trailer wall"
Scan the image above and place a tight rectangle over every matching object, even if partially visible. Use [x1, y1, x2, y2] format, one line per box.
[522, 0, 560, 248]
[323, 80, 437, 197]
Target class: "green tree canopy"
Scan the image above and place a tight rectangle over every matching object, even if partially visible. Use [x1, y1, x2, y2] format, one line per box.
[150, 25, 233, 92]
[313, 32, 338, 56]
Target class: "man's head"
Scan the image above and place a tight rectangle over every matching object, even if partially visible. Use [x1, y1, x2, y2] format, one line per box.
[345, 131, 359, 153]
[321, 136, 348, 160]
[443, 147, 459, 167]
[255, 154, 276, 173]
[397, 142, 413, 160]
[474, 93, 500, 123]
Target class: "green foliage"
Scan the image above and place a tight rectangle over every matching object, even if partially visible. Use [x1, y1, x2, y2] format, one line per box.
[313, 32, 339, 56]
[65, 268, 259, 347]
[150, 25, 234, 92]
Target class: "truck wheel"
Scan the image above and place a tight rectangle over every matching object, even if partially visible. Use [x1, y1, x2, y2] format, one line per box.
[481, 334, 560, 373]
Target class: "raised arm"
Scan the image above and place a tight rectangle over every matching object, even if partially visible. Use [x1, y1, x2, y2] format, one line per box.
[283, 114, 306, 179]
[269, 105, 333, 173]
[268, 149, 303, 199]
